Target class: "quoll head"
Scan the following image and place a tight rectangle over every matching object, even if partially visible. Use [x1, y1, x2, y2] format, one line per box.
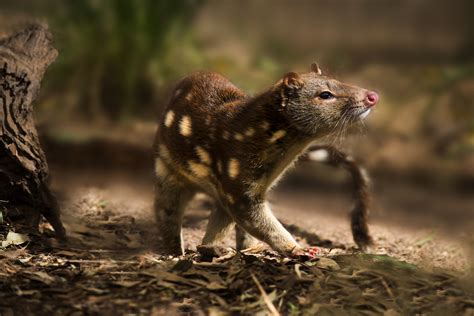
[276, 63, 379, 136]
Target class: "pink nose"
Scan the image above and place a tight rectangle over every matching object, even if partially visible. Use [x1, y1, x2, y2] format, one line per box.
[365, 91, 379, 107]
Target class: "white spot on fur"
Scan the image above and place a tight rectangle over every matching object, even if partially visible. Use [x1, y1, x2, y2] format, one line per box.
[308, 149, 329, 162]
[269, 130, 286, 143]
[154, 158, 168, 177]
[185, 92, 193, 101]
[195, 146, 211, 165]
[205, 115, 212, 126]
[179, 116, 192, 136]
[174, 89, 182, 98]
[164, 111, 175, 127]
[244, 128, 255, 137]
[360, 167, 370, 184]
[159, 144, 171, 160]
[228, 159, 240, 179]
[188, 161, 209, 178]
[234, 133, 244, 141]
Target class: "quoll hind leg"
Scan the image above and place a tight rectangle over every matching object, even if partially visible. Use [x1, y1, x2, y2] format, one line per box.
[230, 201, 301, 254]
[154, 175, 195, 256]
[201, 207, 235, 246]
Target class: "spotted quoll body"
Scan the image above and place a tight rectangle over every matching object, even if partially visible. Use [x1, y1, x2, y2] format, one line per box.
[154, 63, 379, 256]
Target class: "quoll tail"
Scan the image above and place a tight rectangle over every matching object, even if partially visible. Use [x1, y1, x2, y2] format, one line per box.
[305, 145, 374, 251]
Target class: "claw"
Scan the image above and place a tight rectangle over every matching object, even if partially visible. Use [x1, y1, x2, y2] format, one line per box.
[305, 246, 319, 257]
[291, 246, 319, 258]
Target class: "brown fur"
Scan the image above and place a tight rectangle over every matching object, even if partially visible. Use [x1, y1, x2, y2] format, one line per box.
[153, 64, 378, 255]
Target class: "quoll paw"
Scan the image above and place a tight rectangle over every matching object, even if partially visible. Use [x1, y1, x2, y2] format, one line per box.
[291, 246, 319, 258]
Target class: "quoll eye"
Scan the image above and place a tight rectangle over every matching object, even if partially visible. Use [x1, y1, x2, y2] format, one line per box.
[319, 91, 334, 99]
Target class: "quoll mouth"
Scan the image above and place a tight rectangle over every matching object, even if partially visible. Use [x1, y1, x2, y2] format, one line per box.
[344, 102, 373, 120]
[359, 108, 372, 119]
[358, 91, 379, 120]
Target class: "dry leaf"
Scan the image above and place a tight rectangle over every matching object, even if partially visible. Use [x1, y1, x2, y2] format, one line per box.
[1, 231, 29, 247]
[316, 258, 340, 270]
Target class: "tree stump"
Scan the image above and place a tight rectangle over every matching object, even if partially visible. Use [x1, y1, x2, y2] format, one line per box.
[0, 24, 66, 239]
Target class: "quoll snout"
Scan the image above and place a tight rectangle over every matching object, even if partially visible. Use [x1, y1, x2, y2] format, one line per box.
[365, 91, 379, 107]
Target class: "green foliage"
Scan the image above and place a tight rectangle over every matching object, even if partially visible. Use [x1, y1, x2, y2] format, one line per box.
[43, 0, 204, 121]
[370, 254, 418, 270]
[421, 63, 474, 156]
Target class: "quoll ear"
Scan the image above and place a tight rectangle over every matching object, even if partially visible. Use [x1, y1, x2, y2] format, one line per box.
[311, 62, 322, 75]
[283, 72, 304, 90]
[280, 72, 304, 107]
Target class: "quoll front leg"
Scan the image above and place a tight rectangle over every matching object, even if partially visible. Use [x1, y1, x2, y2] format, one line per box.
[230, 198, 302, 255]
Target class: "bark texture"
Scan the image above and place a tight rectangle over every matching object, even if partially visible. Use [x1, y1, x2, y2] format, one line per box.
[0, 24, 66, 239]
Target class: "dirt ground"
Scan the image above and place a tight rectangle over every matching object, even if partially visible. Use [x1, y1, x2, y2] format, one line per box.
[0, 162, 473, 315]
[54, 165, 473, 272]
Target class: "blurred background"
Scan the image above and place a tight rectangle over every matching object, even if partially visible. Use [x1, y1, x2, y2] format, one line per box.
[1, 0, 473, 266]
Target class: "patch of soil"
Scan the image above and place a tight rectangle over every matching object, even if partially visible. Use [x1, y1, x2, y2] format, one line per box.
[0, 241, 472, 314]
[1, 185, 473, 315]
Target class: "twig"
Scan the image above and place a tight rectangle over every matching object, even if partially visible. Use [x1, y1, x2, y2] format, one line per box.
[277, 290, 288, 311]
[379, 277, 395, 299]
[193, 262, 228, 268]
[251, 272, 280, 316]
[294, 264, 303, 279]
[66, 259, 136, 264]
